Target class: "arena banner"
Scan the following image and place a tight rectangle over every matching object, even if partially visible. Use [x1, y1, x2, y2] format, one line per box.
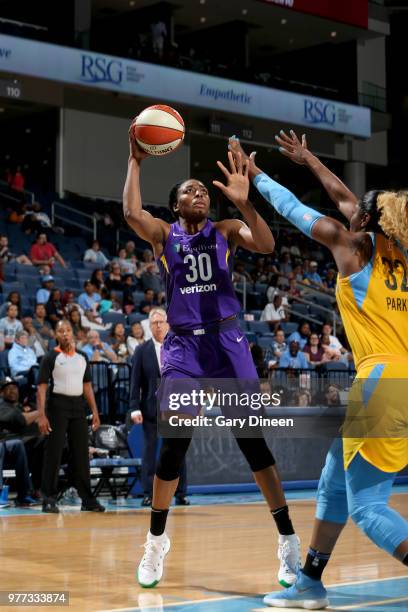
[258, 0, 368, 29]
[0, 34, 371, 138]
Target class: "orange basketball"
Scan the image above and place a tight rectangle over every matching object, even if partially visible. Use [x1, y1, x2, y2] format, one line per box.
[133, 104, 185, 156]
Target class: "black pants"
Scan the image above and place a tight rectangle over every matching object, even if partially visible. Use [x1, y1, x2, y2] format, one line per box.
[0, 439, 31, 501]
[41, 396, 94, 503]
[142, 419, 187, 497]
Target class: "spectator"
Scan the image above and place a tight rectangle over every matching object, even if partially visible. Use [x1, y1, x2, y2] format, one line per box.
[321, 323, 345, 353]
[61, 290, 78, 312]
[0, 234, 32, 266]
[8, 330, 38, 377]
[151, 19, 167, 58]
[21, 202, 56, 235]
[287, 278, 302, 300]
[77, 281, 101, 313]
[260, 295, 287, 330]
[115, 248, 137, 275]
[125, 240, 137, 259]
[46, 289, 65, 327]
[140, 262, 163, 293]
[324, 384, 342, 407]
[139, 249, 157, 274]
[108, 323, 129, 361]
[265, 329, 287, 368]
[139, 289, 158, 315]
[0, 291, 22, 319]
[68, 309, 89, 347]
[0, 379, 39, 507]
[127, 322, 145, 356]
[90, 268, 106, 292]
[292, 390, 312, 407]
[323, 269, 336, 292]
[123, 274, 136, 314]
[82, 330, 118, 363]
[9, 166, 25, 192]
[83, 240, 109, 268]
[98, 288, 114, 315]
[302, 333, 327, 367]
[21, 310, 46, 358]
[303, 261, 324, 290]
[29, 233, 66, 269]
[127, 307, 188, 507]
[266, 274, 280, 303]
[36, 275, 55, 304]
[106, 261, 124, 291]
[32, 304, 55, 345]
[0, 304, 23, 348]
[321, 334, 341, 361]
[279, 340, 309, 370]
[288, 321, 311, 350]
[232, 261, 251, 284]
[279, 252, 292, 277]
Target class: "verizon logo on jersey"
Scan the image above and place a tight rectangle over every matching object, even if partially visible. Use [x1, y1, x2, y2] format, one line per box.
[180, 283, 217, 295]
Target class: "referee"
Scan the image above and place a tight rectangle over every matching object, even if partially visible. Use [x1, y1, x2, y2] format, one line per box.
[37, 320, 105, 513]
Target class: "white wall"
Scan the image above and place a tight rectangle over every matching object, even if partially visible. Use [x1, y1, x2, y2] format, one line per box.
[61, 108, 190, 202]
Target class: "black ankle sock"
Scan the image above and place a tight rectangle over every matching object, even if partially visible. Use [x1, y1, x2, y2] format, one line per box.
[150, 507, 169, 536]
[403, 552, 408, 567]
[271, 505, 295, 536]
[302, 547, 331, 580]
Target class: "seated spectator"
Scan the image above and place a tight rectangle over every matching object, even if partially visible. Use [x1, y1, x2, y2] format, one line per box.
[83, 240, 110, 267]
[108, 323, 129, 361]
[287, 321, 311, 350]
[90, 268, 107, 292]
[82, 330, 118, 363]
[141, 262, 163, 293]
[68, 308, 89, 347]
[266, 275, 280, 303]
[287, 278, 302, 301]
[139, 289, 158, 315]
[0, 234, 32, 266]
[21, 310, 46, 358]
[0, 304, 23, 348]
[36, 275, 55, 304]
[321, 323, 345, 353]
[115, 248, 137, 275]
[0, 291, 22, 319]
[279, 252, 292, 278]
[61, 290, 78, 312]
[8, 330, 37, 377]
[106, 261, 124, 291]
[0, 379, 39, 507]
[9, 165, 25, 192]
[125, 240, 136, 260]
[29, 232, 66, 269]
[292, 390, 312, 407]
[139, 248, 157, 275]
[123, 274, 136, 314]
[78, 281, 101, 313]
[232, 262, 251, 284]
[32, 303, 55, 345]
[302, 333, 327, 367]
[303, 261, 324, 290]
[324, 384, 341, 407]
[265, 329, 287, 368]
[46, 289, 65, 327]
[279, 340, 309, 370]
[323, 268, 336, 292]
[21, 202, 59, 235]
[260, 295, 287, 330]
[126, 322, 145, 356]
[321, 334, 341, 361]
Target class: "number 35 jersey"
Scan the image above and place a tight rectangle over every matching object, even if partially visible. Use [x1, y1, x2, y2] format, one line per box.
[336, 232, 408, 369]
[158, 219, 241, 329]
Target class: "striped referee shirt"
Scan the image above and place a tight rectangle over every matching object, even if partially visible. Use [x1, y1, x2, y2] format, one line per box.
[38, 347, 92, 397]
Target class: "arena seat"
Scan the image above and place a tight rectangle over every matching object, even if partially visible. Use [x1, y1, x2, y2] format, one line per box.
[102, 312, 127, 326]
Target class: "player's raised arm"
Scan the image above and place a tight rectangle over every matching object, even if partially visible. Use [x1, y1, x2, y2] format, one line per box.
[123, 122, 170, 255]
[275, 130, 358, 221]
[213, 151, 275, 253]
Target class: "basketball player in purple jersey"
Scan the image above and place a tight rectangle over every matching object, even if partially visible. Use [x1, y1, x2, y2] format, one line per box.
[123, 122, 301, 589]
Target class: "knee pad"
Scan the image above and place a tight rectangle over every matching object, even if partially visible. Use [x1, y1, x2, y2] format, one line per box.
[156, 437, 191, 481]
[235, 437, 275, 472]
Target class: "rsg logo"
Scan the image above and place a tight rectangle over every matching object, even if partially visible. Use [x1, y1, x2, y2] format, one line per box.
[304, 99, 336, 126]
[80, 54, 123, 85]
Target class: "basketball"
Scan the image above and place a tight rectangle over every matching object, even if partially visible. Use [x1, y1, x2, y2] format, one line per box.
[132, 104, 185, 156]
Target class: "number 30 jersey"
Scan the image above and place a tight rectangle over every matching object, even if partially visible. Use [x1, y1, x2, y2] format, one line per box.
[158, 219, 241, 329]
[336, 232, 408, 369]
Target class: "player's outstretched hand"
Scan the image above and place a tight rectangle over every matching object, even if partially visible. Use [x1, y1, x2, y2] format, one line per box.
[228, 136, 257, 176]
[275, 129, 309, 165]
[213, 151, 250, 208]
[128, 119, 150, 163]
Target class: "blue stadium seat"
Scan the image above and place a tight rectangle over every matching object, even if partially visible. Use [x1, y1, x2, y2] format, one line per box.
[99, 330, 111, 343]
[280, 322, 298, 335]
[0, 350, 10, 378]
[132, 291, 145, 304]
[238, 320, 249, 331]
[319, 362, 348, 372]
[244, 332, 257, 344]
[257, 336, 272, 350]
[291, 303, 309, 317]
[250, 310, 262, 319]
[102, 312, 126, 326]
[248, 321, 270, 335]
[15, 264, 39, 276]
[128, 312, 147, 325]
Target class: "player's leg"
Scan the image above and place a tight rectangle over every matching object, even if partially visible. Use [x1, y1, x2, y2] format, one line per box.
[346, 451, 408, 564]
[137, 436, 192, 588]
[264, 438, 348, 608]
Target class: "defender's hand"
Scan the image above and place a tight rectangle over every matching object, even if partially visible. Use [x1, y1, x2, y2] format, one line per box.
[275, 129, 310, 165]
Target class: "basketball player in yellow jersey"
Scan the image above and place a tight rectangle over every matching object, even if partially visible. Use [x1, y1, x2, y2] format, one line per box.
[230, 134, 408, 609]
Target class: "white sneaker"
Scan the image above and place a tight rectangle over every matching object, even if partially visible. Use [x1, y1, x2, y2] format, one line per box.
[137, 531, 170, 588]
[277, 534, 301, 587]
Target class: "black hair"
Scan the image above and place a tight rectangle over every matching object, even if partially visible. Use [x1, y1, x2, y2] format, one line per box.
[359, 190, 385, 233]
[168, 181, 183, 219]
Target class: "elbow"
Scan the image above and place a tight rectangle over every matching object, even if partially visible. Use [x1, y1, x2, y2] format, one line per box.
[258, 236, 275, 254]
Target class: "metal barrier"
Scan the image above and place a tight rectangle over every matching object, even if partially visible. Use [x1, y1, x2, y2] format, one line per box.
[51, 201, 97, 239]
[89, 362, 131, 421]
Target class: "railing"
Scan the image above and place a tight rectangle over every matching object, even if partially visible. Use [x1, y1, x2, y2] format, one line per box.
[0, 180, 35, 205]
[0, 17, 48, 32]
[90, 362, 131, 421]
[51, 201, 97, 240]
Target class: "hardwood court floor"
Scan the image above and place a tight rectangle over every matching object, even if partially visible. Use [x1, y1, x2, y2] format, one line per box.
[0, 492, 407, 611]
